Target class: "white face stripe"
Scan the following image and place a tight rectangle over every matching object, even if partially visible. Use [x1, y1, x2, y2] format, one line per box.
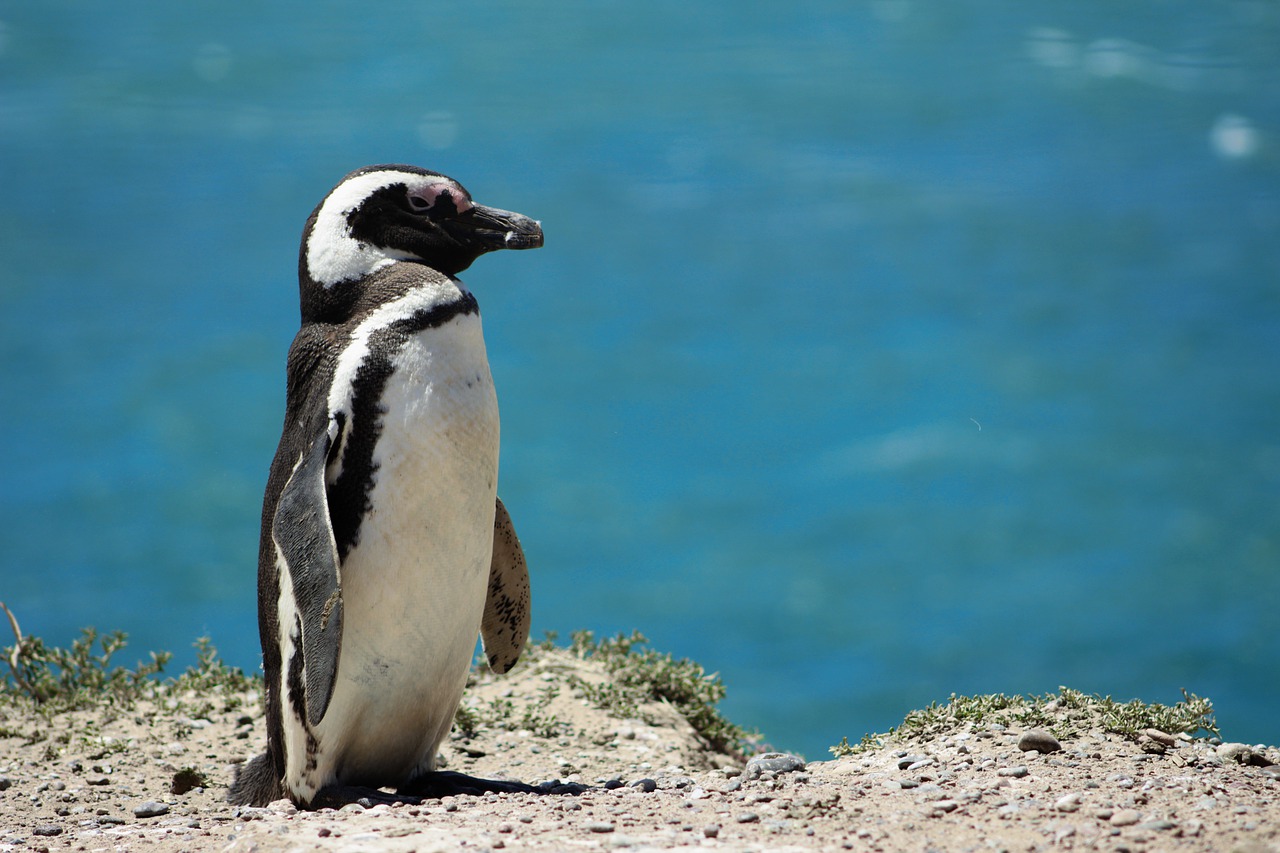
[324, 277, 468, 472]
[305, 170, 459, 288]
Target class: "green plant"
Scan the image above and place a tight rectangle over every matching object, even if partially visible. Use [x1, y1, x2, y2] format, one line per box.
[1, 603, 260, 714]
[2, 603, 170, 711]
[566, 630, 752, 756]
[828, 686, 1219, 757]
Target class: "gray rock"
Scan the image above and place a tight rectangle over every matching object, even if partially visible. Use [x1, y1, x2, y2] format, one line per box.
[736, 812, 760, 823]
[133, 802, 170, 818]
[744, 753, 806, 779]
[1138, 819, 1176, 831]
[997, 765, 1029, 778]
[0, 777, 11, 791]
[33, 825, 63, 837]
[629, 778, 657, 793]
[1109, 809, 1142, 826]
[1261, 765, 1280, 781]
[585, 821, 615, 833]
[1217, 742, 1257, 765]
[1054, 793, 1082, 812]
[703, 825, 720, 838]
[897, 755, 930, 770]
[1017, 729, 1062, 754]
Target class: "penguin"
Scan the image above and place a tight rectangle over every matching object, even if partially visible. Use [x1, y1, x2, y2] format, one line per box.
[228, 165, 542, 808]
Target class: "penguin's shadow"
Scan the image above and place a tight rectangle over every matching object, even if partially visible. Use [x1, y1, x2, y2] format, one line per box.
[309, 770, 587, 810]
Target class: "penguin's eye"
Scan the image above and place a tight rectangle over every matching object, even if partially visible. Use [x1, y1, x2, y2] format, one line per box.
[407, 195, 432, 213]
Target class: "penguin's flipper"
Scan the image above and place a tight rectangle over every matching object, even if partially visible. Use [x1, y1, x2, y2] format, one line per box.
[272, 417, 344, 727]
[481, 497, 531, 674]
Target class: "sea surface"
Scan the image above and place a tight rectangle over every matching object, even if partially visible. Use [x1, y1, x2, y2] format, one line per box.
[2, 3, 1277, 759]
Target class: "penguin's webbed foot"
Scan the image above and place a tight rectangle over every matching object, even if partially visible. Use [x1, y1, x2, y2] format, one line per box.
[398, 770, 537, 799]
[308, 785, 422, 810]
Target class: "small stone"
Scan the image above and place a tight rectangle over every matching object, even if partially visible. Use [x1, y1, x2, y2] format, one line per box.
[897, 755, 930, 770]
[1261, 765, 1280, 781]
[930, 799, 958, 813]
[1109, 808, 1142, 826]
[743, 753, 806, 779]
[1054, 793, 1082, 812]
[703, 824, 720, 838]
[736, 812, 760, 823]
[1017, 730, 1062, 754]
[133, 802, 170, 818]
[629, 778, 657, 793]
[1137, 819, 1176, 831]
[1217, 742, 1255, 764]
[586, 821, 615, 833]
[1142, 728, 1177, 747]
[33, 826, 63, 837]
[0, 777, 12, 791]
[997, 766, 1029, 778]
[604, 779, 624, 790]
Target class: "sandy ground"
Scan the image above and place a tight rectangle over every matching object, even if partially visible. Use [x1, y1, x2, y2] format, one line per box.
[1, 647, 1277, 853]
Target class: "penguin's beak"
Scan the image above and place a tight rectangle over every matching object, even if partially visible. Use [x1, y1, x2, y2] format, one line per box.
[443, 204, 544, 253]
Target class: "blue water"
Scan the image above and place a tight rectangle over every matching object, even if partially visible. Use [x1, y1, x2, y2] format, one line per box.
[3, 3, 1278, 759]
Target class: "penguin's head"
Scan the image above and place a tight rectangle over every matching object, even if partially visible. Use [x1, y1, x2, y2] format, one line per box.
[299, 164, 543, 318]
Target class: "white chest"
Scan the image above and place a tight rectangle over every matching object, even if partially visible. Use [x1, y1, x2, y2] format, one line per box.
[297, 309, 502, 791]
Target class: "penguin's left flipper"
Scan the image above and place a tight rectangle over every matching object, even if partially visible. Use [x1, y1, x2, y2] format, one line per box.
[480, 497, 531, 674]
[272, 417, 344, 727]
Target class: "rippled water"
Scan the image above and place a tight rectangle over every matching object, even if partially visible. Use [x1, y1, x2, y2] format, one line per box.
[2, 3, 1278, 757]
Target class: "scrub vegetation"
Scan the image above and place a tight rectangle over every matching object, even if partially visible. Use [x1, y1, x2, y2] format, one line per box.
[830, 686, 1219, 757]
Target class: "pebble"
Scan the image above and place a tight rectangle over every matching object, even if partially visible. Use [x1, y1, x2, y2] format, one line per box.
[585, 822, 615, 833]
[703, 825, 721, 838]
[736, 812, 760, 823]
[1217, 742, 1257, 765]
[1109, 809, 1142, 826]
[1138, 819, 1176, 831]
[744, 753, 805, 779]
[1142, 728, 1177, 747]
[630, 778, 657, 793]
[1261, 765, 1280, 781]
[1054, 793, 1082, 812]
[997, 766, 1029, 778]
[1017, 730, 1062, 754]
[0, 777, 11, 791]
[33, 826, 62, 837]
[897, 755, 930, 770]
[133, 802, 170, 819]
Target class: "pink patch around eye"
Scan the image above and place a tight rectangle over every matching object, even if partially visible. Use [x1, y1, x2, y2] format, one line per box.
[411, 183, 474, 214]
